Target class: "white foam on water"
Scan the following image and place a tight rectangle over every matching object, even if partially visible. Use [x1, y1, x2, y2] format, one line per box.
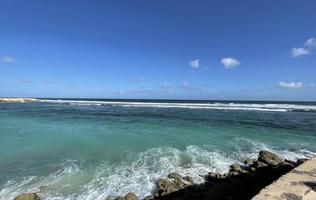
[1, 143, 315, 200]
[235, 138, 315, 161]
[39, 99, 316, 112]
[0, 161, 82, 200]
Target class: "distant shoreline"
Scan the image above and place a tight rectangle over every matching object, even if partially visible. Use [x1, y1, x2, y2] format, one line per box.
[0, 98, 38, 103]
[1, 97, 316, 104]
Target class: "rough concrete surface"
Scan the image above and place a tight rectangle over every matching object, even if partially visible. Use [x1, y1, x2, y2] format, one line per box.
[252, 157, 316, 200]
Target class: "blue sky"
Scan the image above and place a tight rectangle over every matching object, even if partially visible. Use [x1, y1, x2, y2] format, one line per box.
[0, 0, 315, 100]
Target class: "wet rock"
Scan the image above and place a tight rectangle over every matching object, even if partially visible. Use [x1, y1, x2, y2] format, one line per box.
[284, 159, 297, 166]
[229, 164, 242, 173]
[14, 193, 40, 200]
[208, 172, 217, 178]
[156, 178, 179, 197]
[228, 171, 240, 176]
[296, 158, 308, 165]
[244, 159, 255, 165]
[167, 172, 194, 188]
[253, 160, 268, 168]
[144, 195, 154, 200]
[168, 172, 183, 187]
[124, 192, 138, 200]
[217, 174, 227, 179]
[183, 176, 194, 184]
[250, 167, 257, 172]
[258, 150, 283, 166]
[151, 150, 305, 200]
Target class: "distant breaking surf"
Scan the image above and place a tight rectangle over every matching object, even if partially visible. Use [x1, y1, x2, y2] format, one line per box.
[38, 99, 316, 112]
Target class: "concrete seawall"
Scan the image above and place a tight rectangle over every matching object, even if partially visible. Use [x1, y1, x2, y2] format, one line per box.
[252, 157, 316, 200]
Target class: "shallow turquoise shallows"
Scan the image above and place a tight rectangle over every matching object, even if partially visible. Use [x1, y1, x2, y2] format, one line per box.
[1, 100, 316, 199]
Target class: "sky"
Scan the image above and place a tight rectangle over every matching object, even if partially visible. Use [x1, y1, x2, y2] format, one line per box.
[0, 0, 315, 101]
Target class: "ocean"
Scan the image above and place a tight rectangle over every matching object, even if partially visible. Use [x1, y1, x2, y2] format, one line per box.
[1, 99, 316, 199]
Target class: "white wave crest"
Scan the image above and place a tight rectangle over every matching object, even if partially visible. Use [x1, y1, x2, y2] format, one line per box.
[39, 99, 316, 112]
[1, 143, 315, 200]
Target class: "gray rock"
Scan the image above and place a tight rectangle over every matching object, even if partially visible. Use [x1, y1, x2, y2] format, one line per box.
[258, 150, 283, 166]
[144, 195, 154, 200]
[156, 178, 179, 197]
[208, 172, 217, 178]
[244, 159, 255, 165]
[14, 193, 40, 200]
[124, 192, 138, 200]
[253, 160, 268, 168]
[168, 172, 183, 187]
[229, 164, 242, 172]
[228, 171, 240, 176]
[183, 176, 194, 184]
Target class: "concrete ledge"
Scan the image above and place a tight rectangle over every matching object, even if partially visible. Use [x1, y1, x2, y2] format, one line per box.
[252, 157, 316, 200]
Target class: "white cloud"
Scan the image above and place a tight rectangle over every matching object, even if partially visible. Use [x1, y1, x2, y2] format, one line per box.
[291, 47, 310, 57]
[309, 83, 315, 87]
[278, 81, 303, 89]
[291, 37, 316, 58]
[304, 38, 316, 48]
[221, 57, 240, 69]
[1, 56, 16, 64]
[189, 59, 199, 69]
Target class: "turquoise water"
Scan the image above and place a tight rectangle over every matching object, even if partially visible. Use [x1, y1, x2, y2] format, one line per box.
[1, 100, 316, 199]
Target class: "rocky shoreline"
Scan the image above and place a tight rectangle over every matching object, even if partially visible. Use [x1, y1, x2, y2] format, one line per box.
[13, 150, 309, 200]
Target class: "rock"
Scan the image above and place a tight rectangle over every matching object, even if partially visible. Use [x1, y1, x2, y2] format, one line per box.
[217, 174, 227, 179]
[258, 150, 283, 166]
[250, 167, 256, 172]
[297, 158, 308, 165]
[168, 172, 183, 187]
[253, 161, 268, 168]
[124, 192, 138, 200]
[156, 178, 179, 197]
[284, 159, 297, 166]
[208, 172, 217, 178]
[206, 172, 218, 181]
[229, 164, 242, 173]
[183, 176, 194, 184]
[144, 195, 154, 200]
[157, 178, 172, 189]
[228, 171, 240, 176]
[116, 197, 125, 200]
[244, 159, 255, 165]
[14, 193, 40, 200]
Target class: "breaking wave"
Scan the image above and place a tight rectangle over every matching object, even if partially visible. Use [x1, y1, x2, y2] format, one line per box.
[39, 99, 316, 112]
[1, 141, 314, 200]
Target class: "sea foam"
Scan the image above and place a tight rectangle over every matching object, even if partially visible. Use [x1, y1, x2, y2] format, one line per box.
[1, 141, 314, 200]
[39, 99, 316, 112]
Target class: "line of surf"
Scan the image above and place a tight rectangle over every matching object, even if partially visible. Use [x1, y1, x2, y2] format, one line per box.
[38, 99, 316, 112]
